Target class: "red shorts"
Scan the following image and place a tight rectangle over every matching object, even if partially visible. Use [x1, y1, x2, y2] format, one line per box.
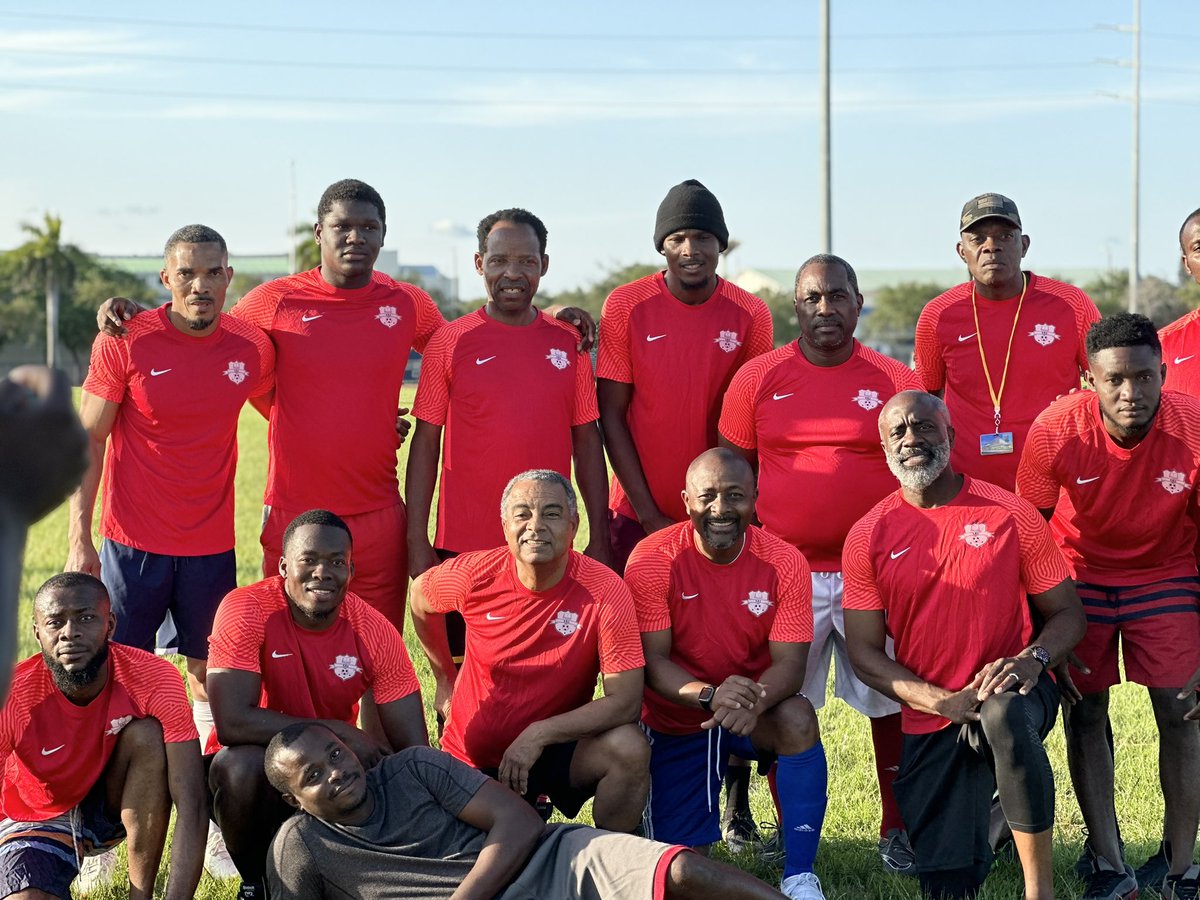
[260, 501, 409, 629]
[1072, 576, 1200, 693]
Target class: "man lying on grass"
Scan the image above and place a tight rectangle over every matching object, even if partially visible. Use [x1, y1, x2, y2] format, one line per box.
[264, 721, 791, 899]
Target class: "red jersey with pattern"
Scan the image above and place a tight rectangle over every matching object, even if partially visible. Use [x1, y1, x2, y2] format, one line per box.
[411, 308, 598, 553]
[718, 340, 922, 570]
[1016, 390, 1200, 586]
[230, 268, 445, 515]
[81, 305, 275, 556]
[1160, 310, 1200, 401]
[913, 274, 1099, 490]
[0, 644, 196, 821]
[206, 576, 419, 753]
[421, 547, 644, 769]
[625, 522, 813, 734]
[843, 477, 1068, 734]
[597, 273, 773, 522]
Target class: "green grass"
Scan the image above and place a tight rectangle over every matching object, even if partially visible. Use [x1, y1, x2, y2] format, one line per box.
[18, 386, 1168, 898]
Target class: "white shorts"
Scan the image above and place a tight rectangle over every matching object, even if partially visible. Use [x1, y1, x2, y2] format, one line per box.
[801, 571, 900, 718]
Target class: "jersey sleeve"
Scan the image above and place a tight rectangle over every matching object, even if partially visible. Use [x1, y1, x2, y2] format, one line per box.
[912, 305, 945, 392]
[767, 545, 814, 643]
[718, 361, 762, 450]
[596, 290, 634, 383]
[267, 819, 325, 900]
[623, 543, 674, 633]
[1014, 419, 1061, 510]
[841, 515, 884, 611]
[411, 326, 454, 426]
[1072, 290, 1102, 372]
[246, 325, 277, 399]
[81, 333, 130, 404]
[136, 655, 199, 743]
[745, 298, 775, 359]
[207, 587, 267, 673]
[356, 603, 421, 703]
[405, 746, 489, 816]
[411, 288, 447, 355]
[1009, 497, 1071, 593]
[228, 282, 279, 332]
[419, 555, 476, 613]
[596, 577, 647, 674]
[570, 346, 599, 425]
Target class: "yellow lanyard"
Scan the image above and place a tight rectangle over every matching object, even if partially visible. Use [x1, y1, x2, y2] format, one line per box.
[969, 273, 1028, 433]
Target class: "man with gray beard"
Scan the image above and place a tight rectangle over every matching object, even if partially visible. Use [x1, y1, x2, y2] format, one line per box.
[842, 391, 1085, 900]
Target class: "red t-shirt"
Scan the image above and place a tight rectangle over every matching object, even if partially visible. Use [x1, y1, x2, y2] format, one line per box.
[625, 522, 813, 734]
[1160, 310, 1200, 401]
[0, 644, 196, 821]
[230, 268, 445, 515]
[1016, 390, 1200, 586]
[82, 306, 275, 556]
[411, 308, 598, 553]
[207, 576, 419, 753]
[913, 274, 1099, 490]
[597, 273, 773, 522]
[421, 547, 644, 769]
[842, 477, 1069, 735]
[718, 340, 922, 570]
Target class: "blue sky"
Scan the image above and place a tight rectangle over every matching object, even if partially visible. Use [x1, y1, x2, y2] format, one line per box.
[2, 1, 1197, 298]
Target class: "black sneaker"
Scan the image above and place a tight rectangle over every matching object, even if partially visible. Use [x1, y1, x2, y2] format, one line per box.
[722, 811, 761, 854]
[1163, 865, 1200, 900]
[1076, 835, 1128, 880]
[877, 828, 917, 877]
[237, 881, 264, 900]
[1135, 841, 1171, 893]
[1081, 846, 1139, 900]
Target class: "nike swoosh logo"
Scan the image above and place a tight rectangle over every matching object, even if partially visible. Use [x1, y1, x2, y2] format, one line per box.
[681, 592, 700, 600]
[485, 612, 505, 621]
[1076, 476, 1101, 485]
[772, 392, 794, 401]
[958, 333, 977, 342]
[1176, 355, 1195, 365]
[271, 651, 293, 659]
[476, 356, 496, 365]
[150, 368, 171, 376]
[890, 548, 910, 559]
[301, 314, 323, 322]
[646, 335, 666, 342]
[41, 745, 65, 755]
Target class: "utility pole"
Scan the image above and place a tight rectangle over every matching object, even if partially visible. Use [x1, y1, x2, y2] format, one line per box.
[288, 159, 298, 274]
[1129, 0, 1140, 313]
[818, 0, 831, 253]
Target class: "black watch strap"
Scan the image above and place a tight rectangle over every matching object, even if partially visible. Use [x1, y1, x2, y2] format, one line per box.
[1027, 646, 1051, 670]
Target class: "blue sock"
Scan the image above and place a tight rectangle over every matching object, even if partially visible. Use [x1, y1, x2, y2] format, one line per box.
[777, 742, 828, 878]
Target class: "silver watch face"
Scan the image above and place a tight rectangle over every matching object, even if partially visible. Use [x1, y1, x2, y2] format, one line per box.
[1031, 646, 1051, 667]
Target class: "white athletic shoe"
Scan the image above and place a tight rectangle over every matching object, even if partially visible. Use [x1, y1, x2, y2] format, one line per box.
[75, 848, 119, 896]
[204, 821, 240, 880]
[781, 871, 825, 899]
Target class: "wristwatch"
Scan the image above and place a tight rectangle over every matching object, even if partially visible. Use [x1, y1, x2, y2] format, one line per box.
[697, 685, 716, 711]
[1026, 646, 1051, 670]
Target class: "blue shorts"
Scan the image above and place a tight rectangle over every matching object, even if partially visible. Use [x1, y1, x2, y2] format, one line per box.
[100, 539, 236, 660]
[641, 725, 769, 847]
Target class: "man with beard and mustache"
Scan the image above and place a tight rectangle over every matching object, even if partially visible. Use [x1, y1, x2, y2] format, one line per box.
[205, 509, 427, 899]
[1017, 313, 1200, 899]
[843, 391, 1084, 900]
[624, 448, 828, 900]
[0, 573, 206, 900]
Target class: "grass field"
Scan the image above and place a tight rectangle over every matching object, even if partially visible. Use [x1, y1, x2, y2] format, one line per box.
[17, 386, 1172, 899]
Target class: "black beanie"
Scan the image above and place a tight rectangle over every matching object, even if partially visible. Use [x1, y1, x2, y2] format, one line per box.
[653, 179, 729, 252]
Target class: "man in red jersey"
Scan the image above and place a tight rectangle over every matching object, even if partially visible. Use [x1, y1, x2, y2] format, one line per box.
[914, 193, 1100, 491]
[719, 254, 922, 872]
[598, 179, 773, 574]
[206, 509, 427, 899]
[626, 448, 827, 900]
[67, 225, 274, 762]
[410, 469, 649, 833]
[1017, 313, 1200, 899]
[1157, 208, 1200, 398]
[0, 573, 206, 900]
[844, 391, 1084, 900]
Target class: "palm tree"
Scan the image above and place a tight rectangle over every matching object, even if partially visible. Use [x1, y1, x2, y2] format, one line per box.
[11, 214, 86, 368]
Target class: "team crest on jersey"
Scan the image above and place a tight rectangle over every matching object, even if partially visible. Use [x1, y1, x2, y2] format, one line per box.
[547, 348, 570, 370]
[375, 305, 400, 328]
[1157, 469, 1191, 495]
[1028, 324, 1061, 347]
[852, 389, 882, 410]
[714, 330, 742, 353]
[959, 523, 994, 548]
[551, 610, 579, 636]
[223, 360, 248, 384]
[742, 590, 773, 617]
[105, 715, 133, 737]
[329, 654, 364, 681]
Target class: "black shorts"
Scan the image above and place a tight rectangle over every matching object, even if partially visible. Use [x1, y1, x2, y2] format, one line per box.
[481, 741, 593, 820]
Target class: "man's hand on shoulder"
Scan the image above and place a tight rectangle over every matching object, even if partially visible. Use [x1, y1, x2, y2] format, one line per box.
[97, 296, 145, 337]
[547, 305, 597, 353]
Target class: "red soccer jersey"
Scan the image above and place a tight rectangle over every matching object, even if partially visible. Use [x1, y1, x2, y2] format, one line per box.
[411, 308, 598, 553]
[913, 274, 1099, 490]
[1016, 390, 1200, 586]
[597, 273, 773, 523]
[207, 576, 419, 752]
[1160, 310, 1200, 401]
[230, 268, 445, 515]
[625, 522, 813, 734]
[0, 644, 196, 821]
[421, 547, 644, 769]
[843, 477, 1069, 734]
[718, 340, 922, 571]
[82, 306, 275, 556]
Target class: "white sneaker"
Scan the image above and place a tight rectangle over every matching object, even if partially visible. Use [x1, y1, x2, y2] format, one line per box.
[781, 871, 825, 900]
[204, 821, 240, 880]
[75, 848, 119, 896]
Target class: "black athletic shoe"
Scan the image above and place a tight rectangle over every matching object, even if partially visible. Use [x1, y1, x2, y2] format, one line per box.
[1163, 865, 1200, 900]
[721, 811, 762, 854]
[1081, 847, 1139, 900]
[877, 828, 917, 877]
[1076, 835, 1128, 880]
[1135, 841, 1171, 893]
[237, 881, 264, 900]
